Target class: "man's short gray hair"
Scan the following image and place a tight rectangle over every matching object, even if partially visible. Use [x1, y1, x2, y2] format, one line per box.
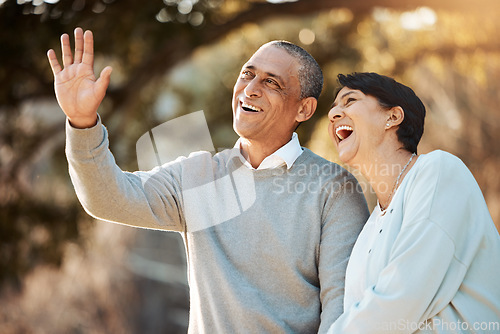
[264, 40, 323, 100]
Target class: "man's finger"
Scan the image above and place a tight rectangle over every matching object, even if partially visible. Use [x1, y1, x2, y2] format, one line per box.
[47, 49, 62, 76]
[82, 30, 94, 67]
[61, 33, 73, 68]
[95, 66, 113, 97]
[74, 27, 84, 64]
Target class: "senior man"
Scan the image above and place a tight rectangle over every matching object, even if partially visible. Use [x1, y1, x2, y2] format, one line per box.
[47, 28, 369, 333]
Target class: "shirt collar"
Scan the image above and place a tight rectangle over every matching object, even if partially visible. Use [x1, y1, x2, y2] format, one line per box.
[232, 132, 303, 170]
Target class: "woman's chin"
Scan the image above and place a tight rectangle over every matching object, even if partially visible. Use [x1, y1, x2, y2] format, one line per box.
[334, 134, 358, 166]
[337, 147, 357, 167]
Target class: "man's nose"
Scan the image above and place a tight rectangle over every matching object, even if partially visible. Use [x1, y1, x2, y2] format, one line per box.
[328, 106, 344, 122]
[244, 79, 261, 98]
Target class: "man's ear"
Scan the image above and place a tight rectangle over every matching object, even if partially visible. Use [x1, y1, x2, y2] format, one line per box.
[296, 97, 317, 123]
[386, 106, 405, 128]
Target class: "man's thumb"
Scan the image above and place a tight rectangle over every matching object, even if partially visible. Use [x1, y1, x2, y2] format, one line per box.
[96, 66, 113, 92]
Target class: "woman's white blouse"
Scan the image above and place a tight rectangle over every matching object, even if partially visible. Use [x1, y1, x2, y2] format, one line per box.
[329, 150, 500, 333]
[344, 202, 392, 311]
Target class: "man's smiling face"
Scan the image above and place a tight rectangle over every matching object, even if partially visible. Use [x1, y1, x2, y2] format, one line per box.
[232, 45, 304, 145]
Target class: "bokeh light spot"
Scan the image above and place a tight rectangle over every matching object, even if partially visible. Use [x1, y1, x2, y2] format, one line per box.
[299, 29, 315, 45]
[400, 7, 437, 30]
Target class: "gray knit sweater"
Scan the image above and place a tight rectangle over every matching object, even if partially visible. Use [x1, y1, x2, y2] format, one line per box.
[65, 119, 369, 333]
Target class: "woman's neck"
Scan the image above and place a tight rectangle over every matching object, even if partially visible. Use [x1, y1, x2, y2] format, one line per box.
[356, 149, 417, 210]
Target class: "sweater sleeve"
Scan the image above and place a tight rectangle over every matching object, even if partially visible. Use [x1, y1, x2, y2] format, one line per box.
[327, 151, 486, 333]
[65, 117, 185, 232]
[317, 171, 370, 333]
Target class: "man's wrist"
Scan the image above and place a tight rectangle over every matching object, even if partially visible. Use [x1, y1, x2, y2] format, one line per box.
[66, 114, 105, 152]
[68, 115, 98, 129]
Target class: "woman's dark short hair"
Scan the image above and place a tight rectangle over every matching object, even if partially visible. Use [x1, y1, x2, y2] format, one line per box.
[336, 72, 426, 154]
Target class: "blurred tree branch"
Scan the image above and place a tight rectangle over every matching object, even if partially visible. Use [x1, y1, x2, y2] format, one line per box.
[105, 0, 500, 111]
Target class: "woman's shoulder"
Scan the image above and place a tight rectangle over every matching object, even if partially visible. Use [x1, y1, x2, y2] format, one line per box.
[414, 150, 478, 192]
[420, 149, 461, 162]
[417, 150, 466, 172]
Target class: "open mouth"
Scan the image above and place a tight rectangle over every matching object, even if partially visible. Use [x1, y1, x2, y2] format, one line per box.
[241, 101, 262, 113]
[335, 125, 354, 141]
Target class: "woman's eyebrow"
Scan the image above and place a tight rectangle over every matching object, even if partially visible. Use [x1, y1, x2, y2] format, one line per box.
[331, 90, 356, 108]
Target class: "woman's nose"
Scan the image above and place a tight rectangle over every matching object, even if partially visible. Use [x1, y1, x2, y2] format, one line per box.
[328, 106, 344, 122]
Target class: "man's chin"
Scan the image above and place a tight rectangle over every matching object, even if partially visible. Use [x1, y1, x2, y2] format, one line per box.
[233, 122, 256, 138]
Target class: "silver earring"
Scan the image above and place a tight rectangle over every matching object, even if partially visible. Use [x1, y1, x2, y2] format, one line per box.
[386, 123, 390, 127]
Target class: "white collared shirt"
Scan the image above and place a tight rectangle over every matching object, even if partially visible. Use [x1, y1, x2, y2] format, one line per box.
[234, 132, 303, 170]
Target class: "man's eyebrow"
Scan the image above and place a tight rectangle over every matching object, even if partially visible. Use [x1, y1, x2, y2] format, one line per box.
[244, 64, 284, 84]
[331, 90, 356, 108]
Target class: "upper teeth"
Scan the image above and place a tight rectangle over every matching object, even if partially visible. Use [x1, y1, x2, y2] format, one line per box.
[335, 125, 353, 140]
[241, 101, 262, 112]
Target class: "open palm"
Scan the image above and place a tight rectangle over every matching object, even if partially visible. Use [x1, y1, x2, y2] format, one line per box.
[47, 28, 112, 128]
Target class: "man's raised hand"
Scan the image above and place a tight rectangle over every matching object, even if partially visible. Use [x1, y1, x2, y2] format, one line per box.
[47, 27, 112, 128]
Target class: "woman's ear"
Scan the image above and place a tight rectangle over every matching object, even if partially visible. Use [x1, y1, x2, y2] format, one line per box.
[296, 97, 318, 123]
[386, 106, 404, 128]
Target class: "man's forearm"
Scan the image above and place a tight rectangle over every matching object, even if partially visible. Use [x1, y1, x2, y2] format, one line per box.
[65, 117, 184, 232]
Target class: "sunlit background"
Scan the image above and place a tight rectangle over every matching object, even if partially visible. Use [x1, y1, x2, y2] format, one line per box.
[1, 0, 500, 332]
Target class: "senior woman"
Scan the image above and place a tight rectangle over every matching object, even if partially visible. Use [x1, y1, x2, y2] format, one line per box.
[326, 72, 500, 333]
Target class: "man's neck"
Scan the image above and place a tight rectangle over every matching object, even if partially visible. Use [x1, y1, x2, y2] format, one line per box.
[239, 136, 293, 169]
